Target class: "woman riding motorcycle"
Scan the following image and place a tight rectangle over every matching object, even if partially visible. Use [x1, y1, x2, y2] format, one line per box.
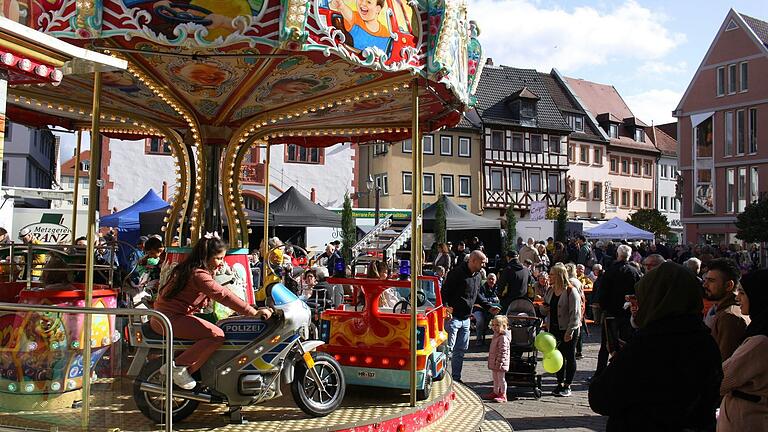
[150, 234, 272, 389]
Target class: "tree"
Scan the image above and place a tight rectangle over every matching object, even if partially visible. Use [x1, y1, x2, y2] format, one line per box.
[626, 209, 669, 238]
[435, 196, 447, 245]
[556, 206, 567, 243]
[736, 195, 768, 242]
[341, 193, 356, 262]
[505, 206, 517, 252]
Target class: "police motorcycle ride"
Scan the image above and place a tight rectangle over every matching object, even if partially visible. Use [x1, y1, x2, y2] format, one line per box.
[129, 280, 346, 424]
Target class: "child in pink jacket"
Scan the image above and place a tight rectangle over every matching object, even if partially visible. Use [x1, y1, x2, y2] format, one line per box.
[484, 315, 511, 402]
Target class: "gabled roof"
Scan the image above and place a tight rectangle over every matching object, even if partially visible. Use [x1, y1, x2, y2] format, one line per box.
[741, 13, 768, 47]
[456, 108, 483, 129]
[61, 150, 91, 177]
[474, 65, 571, 132]
[645, 125, 677, 157]
[656, 122, 678, 140]
[565, 78, 636, 121]
[538, 71, 606, 143]
[506, 87, 540, 101]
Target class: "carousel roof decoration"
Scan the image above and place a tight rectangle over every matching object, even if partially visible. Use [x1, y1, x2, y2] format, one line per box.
[9, 0, 483, 245]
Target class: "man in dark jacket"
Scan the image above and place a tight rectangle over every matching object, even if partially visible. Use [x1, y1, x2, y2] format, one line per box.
[497, 250, 532, 313]
[441, 250, 496, 382]
[595, 244, 641, 375]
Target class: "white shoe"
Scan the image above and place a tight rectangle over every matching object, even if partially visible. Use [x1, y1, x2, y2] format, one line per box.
[160, 364, 197, 390]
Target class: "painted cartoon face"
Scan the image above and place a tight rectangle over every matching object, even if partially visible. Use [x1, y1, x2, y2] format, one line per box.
[356, 0, 382, 22]
[275, 80, 315, 94]
[101, 71, 135, 87]
[179, 63, 230, 87]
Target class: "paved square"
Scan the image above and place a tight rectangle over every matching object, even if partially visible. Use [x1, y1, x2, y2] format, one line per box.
[459, 325, 607, 432]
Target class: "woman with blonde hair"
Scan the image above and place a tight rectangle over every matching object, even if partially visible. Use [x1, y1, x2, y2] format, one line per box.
[542, 263, 581, 397]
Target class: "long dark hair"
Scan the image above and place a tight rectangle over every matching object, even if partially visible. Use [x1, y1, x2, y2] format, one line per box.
[161, 237, 227, 299]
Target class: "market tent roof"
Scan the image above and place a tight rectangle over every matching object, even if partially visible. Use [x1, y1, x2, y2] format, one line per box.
[100, 189, 169, 231]
[584, 217, 655, 240]
[259, 187, 341, 228]
[423, 196, 500, 230]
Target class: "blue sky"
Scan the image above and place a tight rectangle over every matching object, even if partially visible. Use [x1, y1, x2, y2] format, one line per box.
[472, 0, 768, 125]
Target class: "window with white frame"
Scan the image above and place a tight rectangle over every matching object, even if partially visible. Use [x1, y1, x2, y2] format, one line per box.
[512, 133, 524, 151]
[593, 182, 602, 200]
[565, 114, 584, 132]
[660, 196, 668, 211]
[441, 174, 454, 195]
[740, 62, 748, 92]
[751, 166, 759, 203]
[727, 168, 735, 213]
[643, 161, 652, 177]
[725, 111, 734, 156]
[644, 192, 652, 208]
[402, 172, 412, 194]
[728, 64, 737, 94]
[375, 174, 389, 195]
[423, 173, 435, 195]
[671, 198, 678, 212]
[738, 167, 747, 212]
[579, 181, 588, 199]
[491, 131, 505, 150]
[530, 172, 542, 193]
[510, 170, 523, 191]
[593, 147, 602, 165]
[634, 128, 645, 143]
[548, 135, 560, 154]
[373, 142, 388, 155]
[82, 196, 89, 205]
[717, 66, 725, 96]
[660, 164, 667, 178]
[580, 145, 589, 163]
[737, 110, 745, 154]
[530, 134, 542, 153]
[610, 157, 618, 173]
[80, 160, 90, 172]
[621, 190, 630, 207]
[632, 160, 640, 176]
[440, 136, 452, 156]
[458, 137, 471, 157]
[459, 176, 471, 197]
[287, 144, 323, 164]
[490, 169, 503, 191]
[548, 173, 559, 194]
[402, 139, 412, 153]
[609, 124, 618, 138]
[633, 191, 641, 208]
[749, 108, 758, 153]
[423, 135, 434, 154]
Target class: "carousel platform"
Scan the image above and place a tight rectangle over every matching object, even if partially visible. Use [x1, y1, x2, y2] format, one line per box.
[0, 377, 512, 432]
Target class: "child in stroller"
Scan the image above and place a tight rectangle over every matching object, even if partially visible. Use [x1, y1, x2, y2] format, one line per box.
[505, 297, 544, 398]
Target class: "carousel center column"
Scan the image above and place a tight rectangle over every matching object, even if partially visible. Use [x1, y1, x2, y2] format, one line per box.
[199, 127, 234, 236]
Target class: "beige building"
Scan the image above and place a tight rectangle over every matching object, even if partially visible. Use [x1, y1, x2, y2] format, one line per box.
[356, 126, 483, 213]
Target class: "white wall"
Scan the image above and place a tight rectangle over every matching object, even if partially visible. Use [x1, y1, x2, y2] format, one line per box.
[107, 139, 176, 211]
[262, 143, 355, 207]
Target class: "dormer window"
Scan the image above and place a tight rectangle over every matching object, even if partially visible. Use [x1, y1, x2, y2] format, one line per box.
[634, 128, 645, 142]
[609, 124, 618, 138]
[80, 161, 90, 172]
[505, 87, 539, 126]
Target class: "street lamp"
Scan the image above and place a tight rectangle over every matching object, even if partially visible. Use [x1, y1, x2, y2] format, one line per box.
[366, 174, 381, 225]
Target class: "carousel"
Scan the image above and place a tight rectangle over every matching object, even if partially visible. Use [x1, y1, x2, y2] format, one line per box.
[0, 0, 509, 431]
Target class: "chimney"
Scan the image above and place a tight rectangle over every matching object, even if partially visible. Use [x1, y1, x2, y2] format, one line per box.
[486, 58, 494, 66]
[310, 188, 317, 203]
[162, 181, 168, 200]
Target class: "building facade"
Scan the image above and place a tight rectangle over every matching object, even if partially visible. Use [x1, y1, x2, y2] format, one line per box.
[647, 125, 682, 240]
[565, 77, 660, 220]
[356, 128, 483, 213]
[2, 121, 56, 208]
[674, 10, 767, 245]
[475, 65, 570, 219]
[542, 70, 611, 220]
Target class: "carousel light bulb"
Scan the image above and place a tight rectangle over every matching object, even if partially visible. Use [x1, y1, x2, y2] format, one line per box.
[50, 382, 61, 391]
[7, 383, 16, 392]
[24, 384, 34, 393]
[67, 380, 77, 390]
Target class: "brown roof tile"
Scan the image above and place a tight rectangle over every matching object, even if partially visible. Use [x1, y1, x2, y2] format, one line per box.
[565, 77, 637, 121]
[646, 126, 677, 157]
[740, 13, 768, 47]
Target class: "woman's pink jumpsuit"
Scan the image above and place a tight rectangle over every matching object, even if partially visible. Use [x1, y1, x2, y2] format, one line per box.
[150, 269, 256, 373]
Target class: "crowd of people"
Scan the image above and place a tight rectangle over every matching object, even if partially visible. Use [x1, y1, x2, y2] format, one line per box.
[436, 234, 767, 431]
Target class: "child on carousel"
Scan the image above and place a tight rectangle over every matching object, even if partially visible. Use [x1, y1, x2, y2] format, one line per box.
[149, 233, 272, 390]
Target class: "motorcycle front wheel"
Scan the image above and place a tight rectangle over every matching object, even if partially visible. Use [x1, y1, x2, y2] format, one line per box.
[133, 358, 199, 424]
[291, 351, 346, 416]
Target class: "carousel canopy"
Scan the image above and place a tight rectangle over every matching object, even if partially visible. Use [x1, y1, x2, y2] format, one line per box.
[5, 0, 483, 145]
[422, 195, 500, 231]
[584, 217, 655, 241]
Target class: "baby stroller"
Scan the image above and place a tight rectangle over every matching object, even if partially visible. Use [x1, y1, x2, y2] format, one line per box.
[505, 297, 543, 398]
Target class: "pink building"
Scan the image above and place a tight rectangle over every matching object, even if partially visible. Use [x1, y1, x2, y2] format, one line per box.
[566, 78, 659, 220]
[674, 10, 768, 244]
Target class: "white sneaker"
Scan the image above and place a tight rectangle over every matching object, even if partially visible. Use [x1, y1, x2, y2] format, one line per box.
[160, 364, 197, 390]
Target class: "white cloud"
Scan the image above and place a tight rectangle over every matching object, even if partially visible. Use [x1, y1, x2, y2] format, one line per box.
[623, 88, 681, 125]
[472, 0, 686, 72]
[641, 60, 688, 75]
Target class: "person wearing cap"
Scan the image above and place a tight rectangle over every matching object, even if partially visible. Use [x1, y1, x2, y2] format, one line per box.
[497, 249, 532, 313]
[18, 228, 46, 281]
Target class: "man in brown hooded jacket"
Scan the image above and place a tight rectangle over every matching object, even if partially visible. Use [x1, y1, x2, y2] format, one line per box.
[702, 258, 750, 361]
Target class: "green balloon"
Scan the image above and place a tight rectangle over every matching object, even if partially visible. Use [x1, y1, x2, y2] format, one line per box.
[543, 350, 564, 373]
[534, 332, 557, 353]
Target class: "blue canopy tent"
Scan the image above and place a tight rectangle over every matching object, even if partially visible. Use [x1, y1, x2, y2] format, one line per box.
[584, 217, 655, 241]
[99, 189, 170, 268]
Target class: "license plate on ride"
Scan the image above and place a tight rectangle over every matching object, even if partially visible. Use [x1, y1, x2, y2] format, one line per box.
[357, 371, 376, 378]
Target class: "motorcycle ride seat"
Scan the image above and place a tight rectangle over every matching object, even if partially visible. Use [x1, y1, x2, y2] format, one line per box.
[140, 321, 195, 344]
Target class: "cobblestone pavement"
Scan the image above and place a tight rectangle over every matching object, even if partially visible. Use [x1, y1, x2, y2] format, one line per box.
[458, 324, 608, 432]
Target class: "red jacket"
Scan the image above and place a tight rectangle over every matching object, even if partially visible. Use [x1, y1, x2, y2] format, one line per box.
[155, 269, 255, 317]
